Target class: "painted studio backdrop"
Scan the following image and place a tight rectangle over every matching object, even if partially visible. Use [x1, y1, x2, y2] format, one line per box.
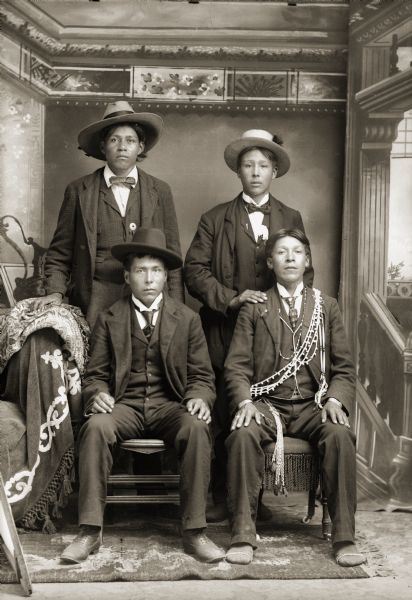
[0, 0, 411, 512]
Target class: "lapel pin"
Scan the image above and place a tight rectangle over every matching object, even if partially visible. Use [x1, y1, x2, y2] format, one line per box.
[129, 222, 137, 233]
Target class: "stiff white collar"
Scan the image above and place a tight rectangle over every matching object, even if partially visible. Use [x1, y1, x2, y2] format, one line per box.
[277, 281, 304, 300]
[132, 292, 163, 312]
[242, 192, 269, 207]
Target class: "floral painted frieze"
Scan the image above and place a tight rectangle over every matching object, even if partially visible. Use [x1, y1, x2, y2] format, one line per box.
[133, 68, 224, 100]
[0, 32, 346, 105]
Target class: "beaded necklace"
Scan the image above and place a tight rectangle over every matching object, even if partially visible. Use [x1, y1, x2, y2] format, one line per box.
[250, 288, 328, 408]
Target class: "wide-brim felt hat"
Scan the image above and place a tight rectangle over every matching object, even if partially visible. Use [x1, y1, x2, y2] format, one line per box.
[111, 228, 182, 270]
[78, 101, 163, 160]
[224, 129, 290, 177]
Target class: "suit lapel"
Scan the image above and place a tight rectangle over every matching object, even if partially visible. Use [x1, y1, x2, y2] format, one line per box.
[223, 195, 241, 254]
[261, 287, 281, 348]
[78, 169, 102, 270]
[100, 182, 121, 214]
[268, 195, 284, 234]
[138, 168, 157, 226]
[301, 288, 322, 382]
[106, 298, 133, 398]
[159, 297, 180, 366]
[130, 304, 148, 344]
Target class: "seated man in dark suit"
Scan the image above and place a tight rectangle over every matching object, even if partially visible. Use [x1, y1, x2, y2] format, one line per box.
[224, 229, 365, 567]
[61, 228, 224, 564]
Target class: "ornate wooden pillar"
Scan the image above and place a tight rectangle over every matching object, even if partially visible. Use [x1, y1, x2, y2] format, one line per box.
[357, 120, 398, 300]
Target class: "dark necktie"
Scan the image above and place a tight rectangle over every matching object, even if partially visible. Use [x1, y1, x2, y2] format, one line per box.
[285, 297, 298, 330]
[243, 200, 271, 215]
[109, 176, 136, 188]
[133, 304, 155, 339]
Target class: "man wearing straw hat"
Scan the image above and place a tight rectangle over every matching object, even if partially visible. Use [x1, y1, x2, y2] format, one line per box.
[61, 227, 225, 564]
[184, 129, 313, 521]
[32, 101, 184, 327]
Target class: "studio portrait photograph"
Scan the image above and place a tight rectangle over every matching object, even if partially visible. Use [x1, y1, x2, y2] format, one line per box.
[0, 1, 411, 599]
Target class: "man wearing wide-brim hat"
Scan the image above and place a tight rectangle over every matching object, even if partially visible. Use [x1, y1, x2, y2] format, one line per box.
[61, 228, 225, 564]
[32, 101, 184, 327]
[184, 129, 314, 524]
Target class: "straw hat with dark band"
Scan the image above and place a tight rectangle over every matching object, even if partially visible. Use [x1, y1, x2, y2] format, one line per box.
[78, 101, 163, 160]
[111, 228, 182, 270]
[224, 129, 290, 177]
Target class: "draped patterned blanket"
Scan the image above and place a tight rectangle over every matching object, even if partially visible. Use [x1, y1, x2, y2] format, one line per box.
[0, 301, 90, 531]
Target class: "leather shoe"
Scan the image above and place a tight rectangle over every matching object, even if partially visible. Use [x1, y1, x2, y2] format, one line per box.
[61, 526, 102, 563]
[182, 529, 226, 563]
[226, 543, 254, 565]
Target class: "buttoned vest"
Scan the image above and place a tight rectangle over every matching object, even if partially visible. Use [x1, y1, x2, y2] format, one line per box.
[95, 177, 141, 284]
[122, 306, 173, 402]
[270, 301, 316, 400]
[233, 201, 273, 293]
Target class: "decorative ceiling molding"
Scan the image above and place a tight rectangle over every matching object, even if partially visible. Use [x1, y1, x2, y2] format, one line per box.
[0, 3, 347, 67]
[356, 67, 412, 114]
[47, 97, 346, 115]
[350, 0, 412, 44]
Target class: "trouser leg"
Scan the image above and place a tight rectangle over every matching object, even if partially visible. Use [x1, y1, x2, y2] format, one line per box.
[210, 367, 230, 505]
[287, 401, 357, 544]
[77, 402, 145, 527]
[225, 405, 275, 546]
[147, 400, 212, 531]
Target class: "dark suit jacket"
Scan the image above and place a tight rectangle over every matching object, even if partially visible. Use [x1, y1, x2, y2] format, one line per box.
[82, 295, 216, 414]
[224, 287, 355, 416]
[45, 167, 184, 314]
[184, 193, 313, 369]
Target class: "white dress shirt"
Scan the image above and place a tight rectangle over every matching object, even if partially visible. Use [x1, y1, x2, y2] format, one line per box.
[104, 165, 138, 217]
[132, 293, 163, 329]
[242, 192, 270, 242]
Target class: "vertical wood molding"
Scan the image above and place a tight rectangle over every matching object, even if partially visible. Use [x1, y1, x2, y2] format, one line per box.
[358, 151, 390, 298]
[362, 47, 391, 89]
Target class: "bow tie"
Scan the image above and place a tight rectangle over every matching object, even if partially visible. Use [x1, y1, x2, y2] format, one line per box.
[109, 176, 136, 188]
[243, 200, 271, 215]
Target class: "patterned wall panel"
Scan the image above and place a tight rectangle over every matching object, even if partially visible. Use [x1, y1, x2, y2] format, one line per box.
[227, 71, 289, 101]
[294, 72, 347, 102]
[0, 79, 44, 261]
[133, 67, 225, 100]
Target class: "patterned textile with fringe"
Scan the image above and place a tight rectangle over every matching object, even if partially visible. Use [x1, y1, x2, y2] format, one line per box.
[0, 302, 90, 531]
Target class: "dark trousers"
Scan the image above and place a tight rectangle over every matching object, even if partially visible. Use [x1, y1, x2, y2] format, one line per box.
[210, 367, 230, 504]
[226, 398, 357, 547]
[77, 397, 212, 530]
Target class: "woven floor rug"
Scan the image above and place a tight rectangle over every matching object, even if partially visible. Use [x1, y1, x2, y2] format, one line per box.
[0, 507, 369, 582]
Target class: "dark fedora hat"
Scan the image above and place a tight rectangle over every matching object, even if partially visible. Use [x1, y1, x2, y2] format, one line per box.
[111, 228, 182, 270]
[78, 101, 163, 160]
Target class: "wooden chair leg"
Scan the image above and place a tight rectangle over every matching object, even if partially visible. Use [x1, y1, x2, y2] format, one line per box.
[302, 488, 316, 524]
[321, 490, 332, 540]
